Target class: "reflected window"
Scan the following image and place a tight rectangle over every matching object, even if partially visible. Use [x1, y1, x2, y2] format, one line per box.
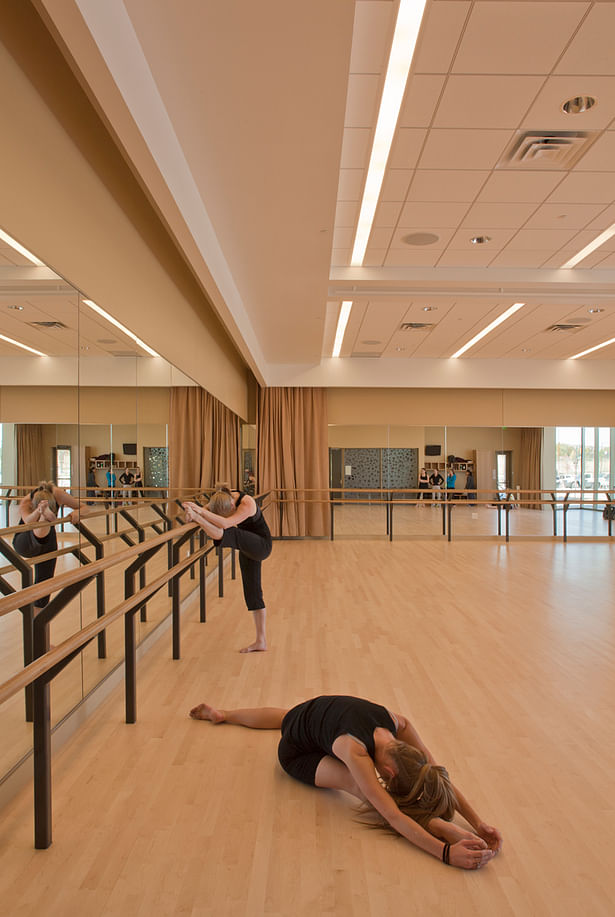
[55, 445, 71, 489]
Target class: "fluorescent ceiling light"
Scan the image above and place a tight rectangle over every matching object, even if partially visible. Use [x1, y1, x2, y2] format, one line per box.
[332, 301, 353, 357]
[0, 333, 46, 356]
[569, 337, 615, 360]
[451, 303, 526, 359]
[561, 222, 615, 269]
[0, 228, 45, 266]
[350, 0, 427, 266]
[82, 299, 160, 357]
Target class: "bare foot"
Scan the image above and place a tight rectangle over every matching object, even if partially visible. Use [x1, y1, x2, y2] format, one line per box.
[239, 641, 267, 654]
[189, 702, 226, 723]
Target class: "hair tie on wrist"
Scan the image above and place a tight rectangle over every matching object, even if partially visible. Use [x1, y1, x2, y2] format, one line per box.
[442, 842, 451, 865]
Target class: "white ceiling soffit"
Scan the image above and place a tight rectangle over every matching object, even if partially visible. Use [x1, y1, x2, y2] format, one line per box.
[37, 0, 615, 389]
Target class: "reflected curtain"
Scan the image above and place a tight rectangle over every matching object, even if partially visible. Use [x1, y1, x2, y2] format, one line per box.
[16, 424, 46, 486]
[258, 387, 329, 536]
[169, 387, 240, 493]
[518, 428, 542, 509]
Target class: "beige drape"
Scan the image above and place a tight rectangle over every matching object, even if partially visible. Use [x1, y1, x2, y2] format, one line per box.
[169, 387, 240, 493]
[258, 387, 329, 536]
[16, 424, 46, 486]
[518, 428, 542, 509]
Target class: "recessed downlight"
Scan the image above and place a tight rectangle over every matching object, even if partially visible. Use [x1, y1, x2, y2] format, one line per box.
[422, 306, 436, 312]
[562, 96, 596, 115]
[470, 235, 492, 245]
[402, 232, 439, 246]
[589, 308, 604, 314]
[8, 304, 24, 310]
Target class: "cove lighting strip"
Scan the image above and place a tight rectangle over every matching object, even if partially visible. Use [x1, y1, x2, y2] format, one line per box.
[569, 337, 615, 359]
[0, 333, 46, 356]
[350, 0, 428, 267]
[82, 299, 160, 357]
[0, 229, 45, 266]
[332, 301, 353, 358]
[450, 303, 526, 359]
[561, 221, 615, 269]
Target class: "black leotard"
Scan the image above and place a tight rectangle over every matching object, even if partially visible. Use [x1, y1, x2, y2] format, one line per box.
[278, 695, 397, 786]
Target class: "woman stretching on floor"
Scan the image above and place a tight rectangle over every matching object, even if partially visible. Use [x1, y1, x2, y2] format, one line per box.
[189, 694, 502, 869]
[183, 486, 272, 653]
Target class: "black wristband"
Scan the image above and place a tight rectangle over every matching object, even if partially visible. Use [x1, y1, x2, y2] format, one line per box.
[442, 842, 451, 865]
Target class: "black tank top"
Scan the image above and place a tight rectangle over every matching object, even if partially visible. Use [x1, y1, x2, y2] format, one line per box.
[281, 696, 397, 761]
[235, 492, 271, 539]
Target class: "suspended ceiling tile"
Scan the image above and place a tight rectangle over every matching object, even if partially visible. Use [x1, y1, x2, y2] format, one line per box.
[331, 249, 352, 266]
[489, 249, 553, 268]
[419, 129, 513, 169]
[541, 247, 614, 269]
[399, 200, 468, 228]
[368, 226, 395, 248]
[574, 131, 615, 171]
[357, 301, 409, 340]
[344, 73, 382, 128]
[380, 169, 413, 201]
[505, 227, 579, 250]
[461, 201, 538, 228]
[523, 202, 606, 230]
[335, 200, 360, 227]
[373, 200, 403, 228]
[478, 170, 564, 203]
[350, 0, 396, 74]
[522, 76, 615, 130]
[362, 248, 387, 267]
[555, 3, 615, 76]
[433, 75, 545, 130]
[388, 128, 428, 169]
[383, 249, 441, 267]
[590, 251, 615, 269]
[337, 169, 365, 201]
[340, 128, 372, 169]
[413, 1, 471, 74]
[452, 1, 587, 75]
[408, 169, 489, 202]
[436, 248, 497, 268]
[586, 201, 615, 229]
[333, 227, 355, 249]
[547, 171, 615, 203]
[398, 75, 446, 128]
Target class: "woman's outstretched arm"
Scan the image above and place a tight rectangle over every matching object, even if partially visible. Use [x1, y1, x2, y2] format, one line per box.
[332, 736, 494, 870]
[394, 713, 503, 853]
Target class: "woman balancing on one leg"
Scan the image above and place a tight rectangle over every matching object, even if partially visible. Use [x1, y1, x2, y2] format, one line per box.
[183, 487, 272, 653]
[189, 695, 502, 869]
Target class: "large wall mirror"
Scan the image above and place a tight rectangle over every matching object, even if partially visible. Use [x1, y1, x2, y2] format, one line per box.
[0, 230, 198, 781]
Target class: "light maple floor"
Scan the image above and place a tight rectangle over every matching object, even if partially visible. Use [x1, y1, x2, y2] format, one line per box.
[1, 509, 615, 916]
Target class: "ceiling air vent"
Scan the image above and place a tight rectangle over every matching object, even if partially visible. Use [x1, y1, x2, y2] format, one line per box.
[499, 130, 599, 170]
[547, 323, 584, 332]
[29, 321, 68, 329]
[400, 322, 434, 331]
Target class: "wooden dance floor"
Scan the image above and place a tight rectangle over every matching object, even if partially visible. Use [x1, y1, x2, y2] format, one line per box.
[1, 530, 614, 916]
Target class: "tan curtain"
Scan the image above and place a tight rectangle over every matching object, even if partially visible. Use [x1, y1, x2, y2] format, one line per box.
[16, 424, 46, 487]
[169, 387, 241, 494]
[518, 428, 542, 509]
[258, 387, 329, 536]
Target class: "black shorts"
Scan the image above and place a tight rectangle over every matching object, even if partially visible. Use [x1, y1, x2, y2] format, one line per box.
[277, 707, 326, 786]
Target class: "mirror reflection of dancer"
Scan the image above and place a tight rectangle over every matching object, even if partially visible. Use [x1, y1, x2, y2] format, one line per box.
[13, 481, 88, 608]
[183, 486, 272, 653]
[189, 694, 502, 869]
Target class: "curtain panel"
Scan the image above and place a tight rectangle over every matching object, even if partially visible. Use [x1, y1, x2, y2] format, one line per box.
[518, 427, 542, 510]
[16, 424, 46, 487]
[169, 387, 241, 494]
[258, 387, 329, 537]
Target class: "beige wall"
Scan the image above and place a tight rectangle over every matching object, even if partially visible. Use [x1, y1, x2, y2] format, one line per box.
[0, 2, 248, 417]
[0, 387, 169, 425]
[327, 388, 615, 427]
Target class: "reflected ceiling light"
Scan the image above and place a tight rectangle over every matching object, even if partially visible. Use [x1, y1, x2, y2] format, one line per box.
[350, 0, 428, 266]
[0, 228, 45, 266]
[569, 337, 615, 359]
[332, 301, 352, 358]
[450, 303, 526, 359]
[0, 332, 46, 356]
[561, 221, 615, 268]
[82, 299, 160, 357]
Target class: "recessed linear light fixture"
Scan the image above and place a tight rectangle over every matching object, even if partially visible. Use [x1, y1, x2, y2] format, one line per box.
[569, 337, 615, 360]
[0, 229, 45, 266]
[350, 0, 427, 266]
[332, 301, 353, 358]
[561, 221, 615, 268]
[450, 303, 526, 359]
[82, 299, 159, 357]
[0, 332, 46, 356]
